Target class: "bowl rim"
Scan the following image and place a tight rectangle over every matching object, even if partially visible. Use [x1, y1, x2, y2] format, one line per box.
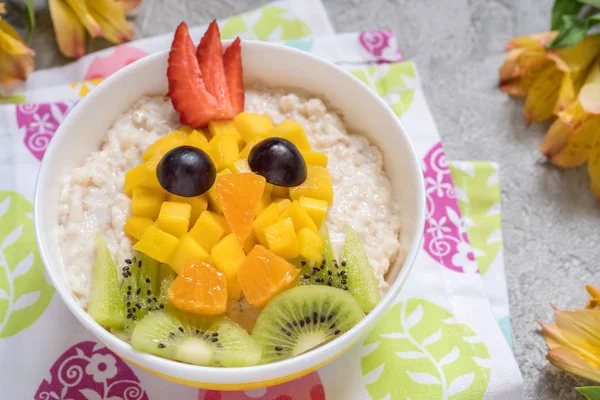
[34, 40, 425, 383]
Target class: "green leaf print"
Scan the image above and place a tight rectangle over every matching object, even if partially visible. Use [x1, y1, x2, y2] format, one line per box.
[449, 162, 502, 275]
[0, 191, 54, 337]
[221, 6, 312, 41]
[350, 62, 417, 118]
[361, 299, 490, 400]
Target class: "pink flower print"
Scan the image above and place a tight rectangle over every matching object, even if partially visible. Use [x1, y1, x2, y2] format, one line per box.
[422, 142, 476, 273]
[358, 31, 403, 63]
[34, 341, 148, 400]
[84, 45, 149, 80]
[198, 371, 325, 400]
[16, 101, 77, 161]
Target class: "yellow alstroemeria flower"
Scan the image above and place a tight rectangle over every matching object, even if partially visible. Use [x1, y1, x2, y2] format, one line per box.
[499, 32, 600, 123]
[541, 288, 600, 383]
[0, 3, 35, 85]
[49, 0, 139, 59]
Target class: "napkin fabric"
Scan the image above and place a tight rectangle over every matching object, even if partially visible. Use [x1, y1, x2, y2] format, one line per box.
[0, 1, 523, 399]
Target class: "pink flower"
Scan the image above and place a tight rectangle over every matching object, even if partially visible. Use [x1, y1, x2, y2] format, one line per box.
[85, 353, 118, 383]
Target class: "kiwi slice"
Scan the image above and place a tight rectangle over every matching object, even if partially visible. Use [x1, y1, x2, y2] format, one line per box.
[299, 225, 381, 312]
[252, 285, 364, 364]
[131, 308, 261, 367]
[88, 235, 126, 329]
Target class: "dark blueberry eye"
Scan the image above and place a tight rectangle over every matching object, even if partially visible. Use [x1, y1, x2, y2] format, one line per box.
[248, 137, 307, 187]
[156, 146, 216, 196]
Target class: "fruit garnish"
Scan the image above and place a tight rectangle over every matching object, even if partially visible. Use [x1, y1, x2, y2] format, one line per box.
[134, 226, 180, 264]
[124, 216, 153, 241]
[156, 146, 216, 197]
[215, 172, 266, 243]
[169, 261, 228, 315]
[211, 233, 246, 300]
[156, 201, 192, 238]
[189, 210, 227, 252]
[167, 22, 221, 127]
[131, 309, 261, 367]
[252, 199, 291, 246]
[88, 235, 126, 329]
[298, 196, 328, 228]
[196, 21, 231, 117]
[234, 113, 274, 143]
[248, 137, 307, 187]
[237, 245, 299, 307]
[299, 225, 381, 313]
[289, 165, 333, 204]
[223, 37, 244, 115]
[265, 217, 300, 259]
[252, 285, 364, 364]
[169, 234, 210, 274]
[269, 120, 312, 151]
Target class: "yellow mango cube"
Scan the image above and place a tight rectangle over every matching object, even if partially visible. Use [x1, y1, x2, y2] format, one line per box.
[252, 199, 291, 246]
[279, 201, 318, 232]
[124, 216, 153, 241]
[208, 120, 242, 143]
[232, 158, 252, 173]
[124, 162, 164, 196]
[184, 129, 209, 148]
[156, 202, 192, 238]
[298, 196, 328, 228]
[167, 193, 208, 224]
[234, 113, 274, 143]
[290, 165, 333, 204]
[265, 217, 300, 259]
[207, 169, 232, 212]
[189, 210, 226, 252]
[242, 232, 257, 254]
[269, 120, 311, 150]
[210, 134, 239, 171]
[297, 227, 325, 262]
[213, 213, 231, 234]
[228, 278, 243, 302]
[211, 233, 246, 281]
[301, 151, 328, 167]
[240, 136, 265, 158]
[256, 190, 272, 214]
[169, 234, 210, 274]
[131, 187, 166, 219]
[270, 185, 289, 198]
[133, 226, 180, 264]
[142, 135, 180, 161]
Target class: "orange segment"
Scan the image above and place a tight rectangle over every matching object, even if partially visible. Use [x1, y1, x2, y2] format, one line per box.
[216, 173, 266, 243]
[237, 245, 299, 307]
[169, 261, 227, 315]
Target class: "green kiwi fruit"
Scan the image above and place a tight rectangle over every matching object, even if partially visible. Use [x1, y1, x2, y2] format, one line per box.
[131, 308, 262, 367]
[299, 225, 381, 312]
[251, 285, 364, 364]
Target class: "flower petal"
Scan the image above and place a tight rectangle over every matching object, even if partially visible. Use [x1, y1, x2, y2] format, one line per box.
[116, 0, 141, 13]
[505, 32, 557, 51]
[587, 285, 600, 310]
[541, 322, 570, 350]
[0, 20, 34, 84]
[550, 118, 600, 167]
[0, 3, 6, 14]
[524, 64, 562, 123]
[548, 346, 600, 383]
[549, 34, 600, 73]
[540, 118, 570, 157]
[49, 0, 86, 58]
[64, 0, 102, 37]
[555, 308, 600, 366]
[588, 143, 600, 200]
[86, 0, 134, 44]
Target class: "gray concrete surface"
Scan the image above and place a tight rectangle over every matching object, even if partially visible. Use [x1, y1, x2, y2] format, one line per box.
[6, 0, 600, 398]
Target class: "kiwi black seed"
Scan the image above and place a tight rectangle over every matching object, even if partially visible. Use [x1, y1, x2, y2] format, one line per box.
[130, 309, 261, 367]
[252, 285, 364, 364]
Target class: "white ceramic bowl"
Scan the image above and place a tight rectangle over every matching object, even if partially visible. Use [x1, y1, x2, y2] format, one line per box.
[34, 40, 425, 390]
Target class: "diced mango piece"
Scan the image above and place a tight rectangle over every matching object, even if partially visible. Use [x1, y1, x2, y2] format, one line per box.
[133, 226, 180, 264]
[240, 136, 265, 158]
[131, 188, 166, 219]
[279, 201, 318, 232]
[156, 202, 192, 238]
[242, 232, 257, 254]
[211, 233, 246, 282]
[232, 158, 252, 173]
[270, 185, 289, 198]
[177, 126, 194, 134]
[290, 165, 333, 204]
[209, 135, 239, 171]
[298, 196, 328, 228]
[297, 227, 325, 262]
[257, 190, 271, 214]
[169, 234, 210, 274]
[207, 169, 232, 212]
[234, 113, 274, 143]
[189, 210, 226, 252]
[124, 162, 164, 196]
[208, 120, 242, 143]
[167, 193, 208, 224]
[269, 120, 311, 150]
[252, 199, 291, 246]
[265, 217, 299, 259]
[142, 135, 179, 161]
[213, 213, 231, 234]
[124, 216, 153, 241]
[301, 151, 328, 167]
[228, 278, 243, 302]
[184, 129, 209, 148]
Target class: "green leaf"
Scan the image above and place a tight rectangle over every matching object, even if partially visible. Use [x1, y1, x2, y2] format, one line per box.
[578, 0, 600, 8]
[577, 386, 600, 400]
[221, 5, 312, 41]
[551, 0, 583, 30]
[548, 14, 596, 48]
[361, 299, 491, 400]
[0, 191, 55, 338]
[24, 0, 35, 45]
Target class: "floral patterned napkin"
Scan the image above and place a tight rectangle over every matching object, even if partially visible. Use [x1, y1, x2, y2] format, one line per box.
[0, 0, 522, 399]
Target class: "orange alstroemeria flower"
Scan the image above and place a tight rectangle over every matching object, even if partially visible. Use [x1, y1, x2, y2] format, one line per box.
[0, 3, 35, 85]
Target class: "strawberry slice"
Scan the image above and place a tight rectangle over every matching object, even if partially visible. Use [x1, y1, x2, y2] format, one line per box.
[167, 22, 219, 128]
[223, 37, 244, 116]
[196, 20, 231, 118]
